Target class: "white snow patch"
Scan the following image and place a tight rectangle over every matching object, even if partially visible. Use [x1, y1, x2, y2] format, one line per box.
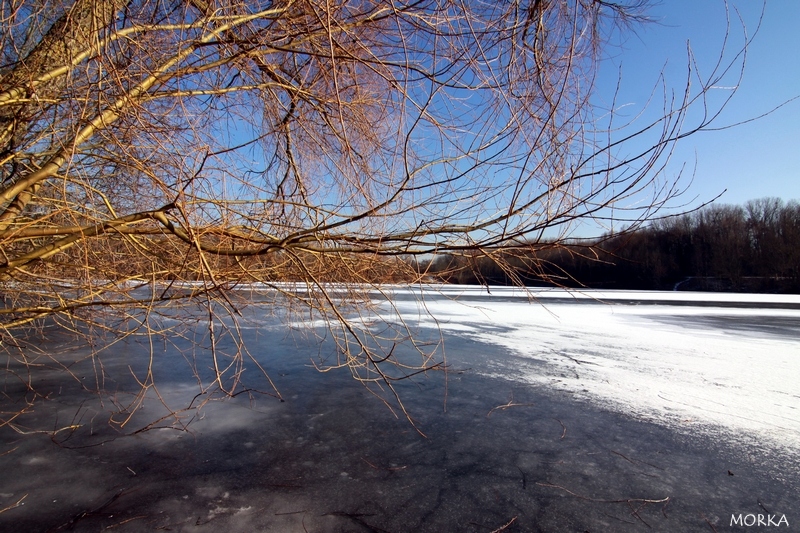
[374, 287, 800, 455]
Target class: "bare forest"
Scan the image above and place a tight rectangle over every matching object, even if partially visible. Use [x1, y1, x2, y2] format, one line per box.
[427, 197, 800, 293]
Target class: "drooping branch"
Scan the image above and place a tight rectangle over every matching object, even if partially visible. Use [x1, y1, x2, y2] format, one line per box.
[0, 0, 754, 424]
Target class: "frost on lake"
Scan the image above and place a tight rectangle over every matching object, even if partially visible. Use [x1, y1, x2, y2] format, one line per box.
[376, 287, 800, 458]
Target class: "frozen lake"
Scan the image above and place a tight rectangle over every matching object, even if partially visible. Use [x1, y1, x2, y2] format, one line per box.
[378, 287, 800, 459]
[1, 287, 798, 531]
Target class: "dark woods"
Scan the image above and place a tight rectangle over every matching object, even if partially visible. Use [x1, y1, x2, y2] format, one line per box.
[420, 198, 800, 294]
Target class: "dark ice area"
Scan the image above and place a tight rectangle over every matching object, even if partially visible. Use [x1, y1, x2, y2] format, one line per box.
[646, 314, 800, 341]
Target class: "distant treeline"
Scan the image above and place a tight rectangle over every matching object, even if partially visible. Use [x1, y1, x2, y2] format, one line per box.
[420, 198, 800, 293]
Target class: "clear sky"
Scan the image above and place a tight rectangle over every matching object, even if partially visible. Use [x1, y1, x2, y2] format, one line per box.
[596, 0, 800, 210]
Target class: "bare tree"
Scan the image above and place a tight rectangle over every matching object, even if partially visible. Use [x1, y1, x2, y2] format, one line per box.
[0, 0, 749, 429]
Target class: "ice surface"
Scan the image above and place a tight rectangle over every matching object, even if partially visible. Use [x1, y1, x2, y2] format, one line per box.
[2, 286, 798, 532]
[373, 287, 800, 456]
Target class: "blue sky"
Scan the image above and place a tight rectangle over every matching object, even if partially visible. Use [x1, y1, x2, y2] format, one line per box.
[597, 0, 800, 209]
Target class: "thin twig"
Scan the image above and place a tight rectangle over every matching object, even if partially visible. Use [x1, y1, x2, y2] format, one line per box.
[701, 513, 719, 532]
[536, 482, 670, 505]
[0, 446, 18, 457]
[361, 457, 407, 472]
[554, 418, 567, 439]
[487, 401, 534, 417]
[610, 450, 663, 470]
[490, 516, 517, 533]
[0, 494, 27, 514]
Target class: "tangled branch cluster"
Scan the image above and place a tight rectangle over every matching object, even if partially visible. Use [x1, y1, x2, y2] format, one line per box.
[0, 0, 746, 426]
